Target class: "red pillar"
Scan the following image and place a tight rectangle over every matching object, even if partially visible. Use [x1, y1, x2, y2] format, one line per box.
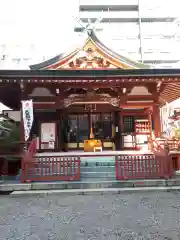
[20, 85, 26, 149]
[153, 104, 161, 138]
[175, 154, 180, 172]
[20, 109, 25, 151]
[147, 108, 153, 150]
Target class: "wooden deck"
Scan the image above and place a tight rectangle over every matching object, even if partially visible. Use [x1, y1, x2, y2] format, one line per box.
[35, 150, 153, 157]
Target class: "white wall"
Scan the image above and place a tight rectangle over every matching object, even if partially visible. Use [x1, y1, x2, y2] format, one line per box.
[3, 110, 20, 122]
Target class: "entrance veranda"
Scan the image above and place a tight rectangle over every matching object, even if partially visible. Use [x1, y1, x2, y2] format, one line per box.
[31, 101, 153, 153]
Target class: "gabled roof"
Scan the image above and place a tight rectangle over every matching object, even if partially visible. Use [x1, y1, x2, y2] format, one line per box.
[30, 30, 149, 70]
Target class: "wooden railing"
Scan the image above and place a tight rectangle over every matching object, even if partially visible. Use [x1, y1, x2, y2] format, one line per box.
[21, 152, 173, 183]
[21, 156, 81, 182]
[151, 138, 180, 152]
[150, 138, 173, 178]
[21, 138, 37, 182]
[115, 153, 172, 180]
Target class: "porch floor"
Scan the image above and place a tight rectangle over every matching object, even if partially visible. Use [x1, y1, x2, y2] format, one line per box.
[36, 150, 153, 157]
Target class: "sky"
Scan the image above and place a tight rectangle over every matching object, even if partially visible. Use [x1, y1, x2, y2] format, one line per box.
[0, 0, 180, 61]
[0, 0, 79, 47]
[0, 0, 179, 107]
[1, 0, 179, 46]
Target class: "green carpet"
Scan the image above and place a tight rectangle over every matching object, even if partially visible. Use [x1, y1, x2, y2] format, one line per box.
[80, 156, 115, 162]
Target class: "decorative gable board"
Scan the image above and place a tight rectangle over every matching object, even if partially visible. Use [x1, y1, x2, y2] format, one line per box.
[45, 39, 123, 69]
[30, 31, 149, 70]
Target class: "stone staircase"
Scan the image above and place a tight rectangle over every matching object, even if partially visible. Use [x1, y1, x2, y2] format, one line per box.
[14, 152, 164, 183]
[1, 154, 176, 192]
[80, 156, 116, 181]
[14, 156, 116, 182]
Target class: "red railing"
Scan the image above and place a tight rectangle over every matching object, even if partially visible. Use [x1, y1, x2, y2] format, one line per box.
[21, 138, 37, 182]
[152, 138, 180, 151]
[21, 156, 81, 182]
[27, 138, 37, 155]
[115, 153, 172, 180]
[166, 139, 180, 151]
[152, 138, 173, 178]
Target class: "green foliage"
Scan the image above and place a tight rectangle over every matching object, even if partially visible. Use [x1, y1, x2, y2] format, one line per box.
[0, 121, 21, 161]
[0, 121, 20, 143]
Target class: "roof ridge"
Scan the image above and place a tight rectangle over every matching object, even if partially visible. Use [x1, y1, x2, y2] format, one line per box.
[89, 30, 150, 69]
[30, 30, 150, 70]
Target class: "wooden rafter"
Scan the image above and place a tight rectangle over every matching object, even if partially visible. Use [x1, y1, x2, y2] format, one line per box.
[160, 81, 180, 102]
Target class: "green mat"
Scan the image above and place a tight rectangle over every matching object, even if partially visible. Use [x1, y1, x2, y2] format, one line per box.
[80, 156, 115, 162]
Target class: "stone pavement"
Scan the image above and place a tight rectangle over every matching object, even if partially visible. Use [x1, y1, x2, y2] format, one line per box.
[1, 191, 180, 239]
[1, 178, 180, 193]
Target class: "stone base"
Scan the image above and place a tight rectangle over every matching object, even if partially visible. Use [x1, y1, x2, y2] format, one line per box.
[174, 170, 180, 175]
[0, 178, 173, 192]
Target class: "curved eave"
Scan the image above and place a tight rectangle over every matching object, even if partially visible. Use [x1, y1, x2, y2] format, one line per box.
[29, 31, 150, 70]
[1, 68, 180, 78]
[89, 31, 150, 69]
[29, 49, 80, 70]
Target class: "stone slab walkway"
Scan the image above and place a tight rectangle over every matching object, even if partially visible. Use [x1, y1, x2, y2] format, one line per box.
[1, 191, 180, 239]
[1, 178, 180, 193]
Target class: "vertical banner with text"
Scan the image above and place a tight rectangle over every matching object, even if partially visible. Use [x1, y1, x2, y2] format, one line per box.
[160, 104, 174, 137]
[21, 100, 34, 141]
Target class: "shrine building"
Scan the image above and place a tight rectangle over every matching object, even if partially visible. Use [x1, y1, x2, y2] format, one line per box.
[0, 30, 180, 153]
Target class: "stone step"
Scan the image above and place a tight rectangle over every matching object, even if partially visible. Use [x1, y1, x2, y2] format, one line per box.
[0, 179, 169, 192]
[81, 171, 116, 179]
[80, 166, 115, 172]
[81, 161, 115, 167]
[80, 156, 115, 162]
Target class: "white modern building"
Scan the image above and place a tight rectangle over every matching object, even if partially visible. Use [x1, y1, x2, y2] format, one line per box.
[0, 0, 180, 69]
[75, 0, 180, 68]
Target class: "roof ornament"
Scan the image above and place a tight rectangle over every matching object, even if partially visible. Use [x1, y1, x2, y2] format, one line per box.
[73, 14, 103, 36]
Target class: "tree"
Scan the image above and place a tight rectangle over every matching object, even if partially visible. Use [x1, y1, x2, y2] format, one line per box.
[0, 121, 20, 160]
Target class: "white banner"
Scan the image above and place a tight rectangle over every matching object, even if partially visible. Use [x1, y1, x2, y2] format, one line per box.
[21, 100, 34, 141]
[160, 104, 175, 137]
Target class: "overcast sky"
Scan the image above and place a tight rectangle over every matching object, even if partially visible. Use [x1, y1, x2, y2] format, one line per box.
[0, 0, 79, 45]
[1, 0, 180, 60]
[1, 0, 179, 45]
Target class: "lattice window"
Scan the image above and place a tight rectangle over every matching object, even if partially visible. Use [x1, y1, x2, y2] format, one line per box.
[92, 113, 112, 139]
[123, 116, 134, 133]
[78, 114, 89, 142]
[68, 115, 78, 142]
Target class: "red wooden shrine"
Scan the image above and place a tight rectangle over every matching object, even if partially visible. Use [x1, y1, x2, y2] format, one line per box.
[0, 30, 179, 181]
[0, 30, 179, 154]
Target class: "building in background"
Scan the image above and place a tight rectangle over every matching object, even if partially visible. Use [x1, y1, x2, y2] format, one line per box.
[75, 0, 180, 68]
[0, 0, 180, 69]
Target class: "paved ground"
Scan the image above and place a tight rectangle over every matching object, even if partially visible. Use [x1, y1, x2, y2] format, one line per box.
[1, 192, 180, 240]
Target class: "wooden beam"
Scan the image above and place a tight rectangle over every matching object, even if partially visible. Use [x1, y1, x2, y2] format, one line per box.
[163, 86, 180, 92]
[127, 95, 155, 101]
[28, 96, 56, 102]
[33, 102, 56, 109]
[120, 102, 154, 108]
[161, 92, 180, 100]
[121, 111, 147, 116]
[28, 93, 156, 103]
